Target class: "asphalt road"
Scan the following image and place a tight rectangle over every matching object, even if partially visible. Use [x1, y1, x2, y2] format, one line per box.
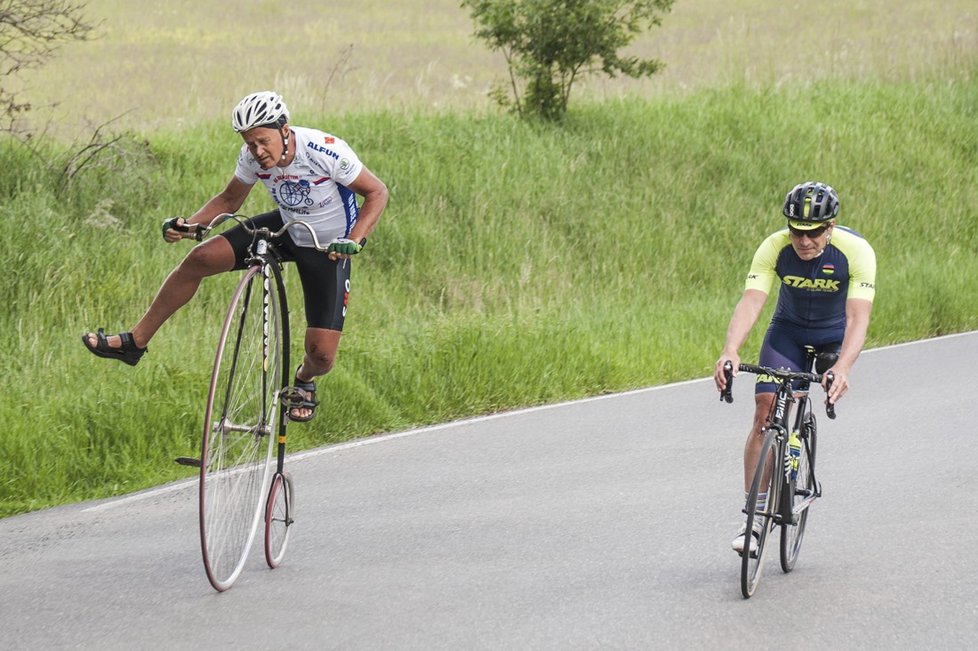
[2, 332, 976, 649]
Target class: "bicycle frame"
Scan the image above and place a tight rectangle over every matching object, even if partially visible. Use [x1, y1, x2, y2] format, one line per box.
[764, 380, 815, 527]
[250, 238, 292, 479]
[186, 211, 329, 474]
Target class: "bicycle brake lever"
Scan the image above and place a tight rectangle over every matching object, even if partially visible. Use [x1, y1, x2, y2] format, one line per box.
[825, 371, 837, 419]
[720, 361, 734, 403]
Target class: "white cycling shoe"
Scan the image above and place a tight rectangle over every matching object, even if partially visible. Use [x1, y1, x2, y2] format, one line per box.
[731, 522, 764, 556]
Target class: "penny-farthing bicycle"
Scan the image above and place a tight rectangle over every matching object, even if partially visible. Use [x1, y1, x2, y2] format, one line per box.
[175, 213, 329, 591]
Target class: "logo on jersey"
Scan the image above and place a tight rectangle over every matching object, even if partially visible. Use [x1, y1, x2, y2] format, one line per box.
[821, 263, 835, 275]
[273, 179, 314, 207]
[782, 276, 840, 292]
[307, 141, 340, 159]
[324, 136, 335, 144]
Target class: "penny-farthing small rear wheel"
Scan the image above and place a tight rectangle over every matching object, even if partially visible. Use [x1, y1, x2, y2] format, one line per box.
[264, 472, 295, 568]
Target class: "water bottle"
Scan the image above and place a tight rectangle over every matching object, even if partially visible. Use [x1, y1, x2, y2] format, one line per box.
[788, 432, 802, 480]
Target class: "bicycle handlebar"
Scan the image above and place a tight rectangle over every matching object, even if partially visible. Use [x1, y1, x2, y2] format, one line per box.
[721, 361, 836, 419]
[175, 213, 334, 252]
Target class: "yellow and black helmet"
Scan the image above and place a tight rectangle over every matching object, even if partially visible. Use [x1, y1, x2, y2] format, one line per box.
[782, 181, 840, 227]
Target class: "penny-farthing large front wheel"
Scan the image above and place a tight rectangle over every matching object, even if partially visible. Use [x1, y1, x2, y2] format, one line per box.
[199, 264, 284, 592]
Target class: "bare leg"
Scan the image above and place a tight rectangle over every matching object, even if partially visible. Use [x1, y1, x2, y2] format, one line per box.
[291, 327, 342, 420]
[743, 392, 776, 491]
[85, 237, 235, 349]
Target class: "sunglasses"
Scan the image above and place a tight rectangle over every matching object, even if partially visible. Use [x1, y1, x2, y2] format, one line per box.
[788, 223, 830, 238]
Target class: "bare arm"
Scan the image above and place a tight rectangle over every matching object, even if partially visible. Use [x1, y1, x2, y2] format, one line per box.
[824, 298, 873, 404]
[163, 176, 254, 243]
[714, 289, 769, 390]
[347, 166, 388, 242]
[327, 165, 388, 260]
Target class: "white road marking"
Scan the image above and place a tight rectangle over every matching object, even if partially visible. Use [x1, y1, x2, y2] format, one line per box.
[82, 329, 976, 513]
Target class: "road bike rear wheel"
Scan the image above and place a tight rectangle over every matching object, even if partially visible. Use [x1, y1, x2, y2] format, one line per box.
[741, 429, 779, 599]
[264, 472, 295, 568]
[199, 265, 284, 591]
[781, 414, 818, 572]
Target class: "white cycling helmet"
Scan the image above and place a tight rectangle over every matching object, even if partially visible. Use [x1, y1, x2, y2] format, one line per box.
[231, 91, 289, 132]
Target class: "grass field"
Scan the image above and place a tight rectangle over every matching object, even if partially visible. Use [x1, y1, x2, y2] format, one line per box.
[15, 0, 978, 136]
[1, 2, 977, 516]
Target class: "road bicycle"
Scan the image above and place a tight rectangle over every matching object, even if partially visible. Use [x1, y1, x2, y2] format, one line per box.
[720, 348, 836, 598]
[174, 213, 334, 591]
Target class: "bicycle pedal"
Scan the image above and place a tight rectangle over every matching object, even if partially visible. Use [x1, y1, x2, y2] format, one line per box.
[279, 387, 314, 407]
[174, 457, 202, 467]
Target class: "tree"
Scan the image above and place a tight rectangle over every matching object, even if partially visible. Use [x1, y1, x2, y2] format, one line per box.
[0, 0, 94, 134]
[462, 0, 675, 121]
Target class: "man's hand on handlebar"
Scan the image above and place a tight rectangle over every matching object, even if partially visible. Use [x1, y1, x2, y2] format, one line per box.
[161, 217, 203, 243]
[823, 365, 848, 405]
[714, 353, 740, 392]
[326, 237, 363, 261]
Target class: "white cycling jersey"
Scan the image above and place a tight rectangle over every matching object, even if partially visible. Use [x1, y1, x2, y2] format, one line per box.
[234, 126, 365, 248]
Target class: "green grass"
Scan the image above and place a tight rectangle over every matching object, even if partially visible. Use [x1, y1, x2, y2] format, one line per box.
[15, 0, 978, 138]
[2, 72, 977, 516]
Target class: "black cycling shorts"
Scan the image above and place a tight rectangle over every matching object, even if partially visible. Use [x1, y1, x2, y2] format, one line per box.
[219, 211, 351, 331]
[755, 319, 842, 395]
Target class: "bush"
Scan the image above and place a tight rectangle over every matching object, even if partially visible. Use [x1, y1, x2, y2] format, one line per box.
[462, 0, 675, 120]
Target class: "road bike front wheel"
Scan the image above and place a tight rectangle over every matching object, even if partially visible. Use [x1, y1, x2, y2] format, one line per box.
[781, 414, 818, 572]
[741, 428, 780, 599]
[264, 472, 295, 568]
[199, 265, 284, 592]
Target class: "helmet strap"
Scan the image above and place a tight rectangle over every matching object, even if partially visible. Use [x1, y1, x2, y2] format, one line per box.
[279, 126, 290, 162]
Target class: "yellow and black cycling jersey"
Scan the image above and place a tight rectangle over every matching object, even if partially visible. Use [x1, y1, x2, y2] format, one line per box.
[745, 226, 876, 329]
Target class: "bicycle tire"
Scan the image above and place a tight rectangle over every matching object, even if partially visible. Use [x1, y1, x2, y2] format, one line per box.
[741, 428, 780, 599]
[199, 265, 284, 592]
[780, 413, 818, 572]
[264, 472, 295, 568]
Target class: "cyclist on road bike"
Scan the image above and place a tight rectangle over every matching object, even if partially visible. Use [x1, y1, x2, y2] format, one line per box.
[83, 91, 389, 422]
[712, 181, 876, 554]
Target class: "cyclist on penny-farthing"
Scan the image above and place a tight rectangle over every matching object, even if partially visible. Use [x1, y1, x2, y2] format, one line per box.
[713, 181, 876, 554]
[83, 91, 389, 422]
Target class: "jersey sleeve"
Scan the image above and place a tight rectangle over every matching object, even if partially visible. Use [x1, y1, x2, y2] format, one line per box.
[233, 147, 258, 185]
[844, 235, 877, 302]
[744, 232, 784, 295]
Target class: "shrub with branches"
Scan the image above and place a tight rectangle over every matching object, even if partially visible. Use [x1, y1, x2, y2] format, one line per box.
[0, 0, 94, 133]
[462, 0, 675, 121]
